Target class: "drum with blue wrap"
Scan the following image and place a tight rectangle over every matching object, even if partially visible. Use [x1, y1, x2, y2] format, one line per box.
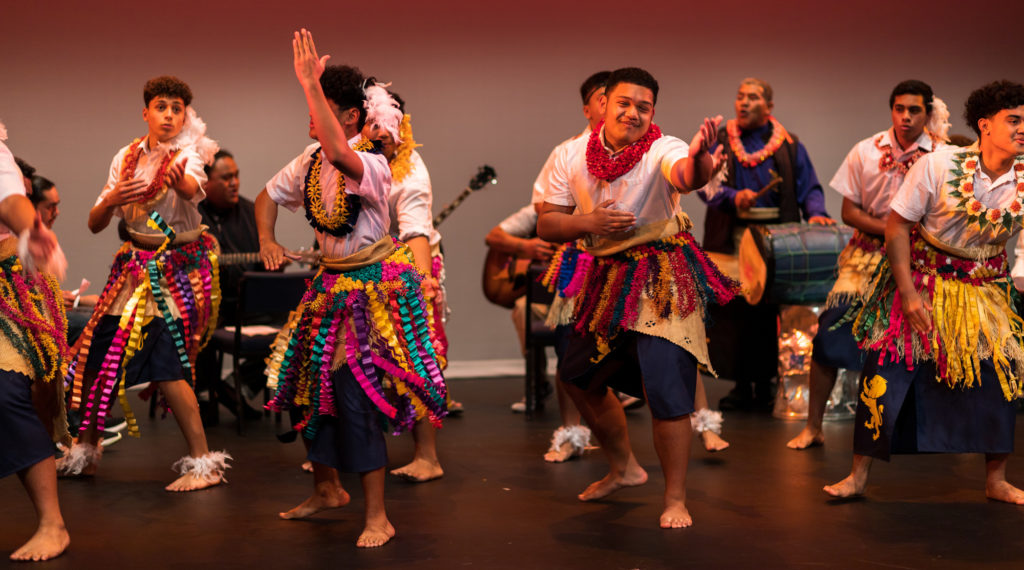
[738, 223, 854, 305]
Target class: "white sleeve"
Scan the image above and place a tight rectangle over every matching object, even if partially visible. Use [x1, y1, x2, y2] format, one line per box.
[498, 204, 539, 238]
[889, 155, 936, 223]
[180, 146, 208, 203]
[0, 143, 25, 204]
[1013, 233, 1024, 291]
[657, 137, 690, 188]
[393, 153, 434, 241]
[543, 144, 575, 207]
[95, 151, 123, 208]
[830, 143, 864, 205]
[531, 146, 560, 205]
[265, 148, 312, 213]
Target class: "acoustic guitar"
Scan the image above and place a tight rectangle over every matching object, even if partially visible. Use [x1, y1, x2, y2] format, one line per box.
[218, 247, 321, 267]
[482, 249, 532, 309]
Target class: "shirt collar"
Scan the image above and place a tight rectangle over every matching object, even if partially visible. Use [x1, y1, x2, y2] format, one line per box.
[884, 128, 934, 157]
[598, 125, 627, 159]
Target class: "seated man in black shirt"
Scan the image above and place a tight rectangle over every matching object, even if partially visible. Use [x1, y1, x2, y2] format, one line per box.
[196, 149, 274, 421]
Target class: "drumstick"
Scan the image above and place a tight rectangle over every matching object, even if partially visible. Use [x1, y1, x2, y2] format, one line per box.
[754, 171, 783, 199]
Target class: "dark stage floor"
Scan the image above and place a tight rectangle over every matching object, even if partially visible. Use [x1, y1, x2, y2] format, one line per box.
[4, 376, 1024, 569]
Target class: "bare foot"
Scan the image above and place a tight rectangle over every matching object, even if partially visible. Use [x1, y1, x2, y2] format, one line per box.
[10, 523, 69, 562]
[659, 500, 692, 528]
[544, 441, 580, 463]
[356, 519, 396, 548]
[700, 431, 730, 452]
[390, 458, 443, 483]
[823, 472, 866, 498]
[578, 465, 648, 501]
[986, 480, 1024, 504]
[301, 461, 313, 473]
[787, 427, 825, 450]
[165, 472, 223, 492]
[279, 487, 351, 519]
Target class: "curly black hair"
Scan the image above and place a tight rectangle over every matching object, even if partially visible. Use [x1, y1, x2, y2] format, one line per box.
[964, 80, 1024, 136]
[889, 80, 934, 114]
[320, 65, 372, 130]
[144, 76, 193, 107]
[605, 67, 659, 105]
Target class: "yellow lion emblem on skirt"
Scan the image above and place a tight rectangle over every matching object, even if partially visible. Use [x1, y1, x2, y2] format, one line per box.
[861, 374, 887, 441]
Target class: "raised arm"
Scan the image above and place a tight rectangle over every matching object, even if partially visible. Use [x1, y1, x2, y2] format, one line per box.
[293, 28, 364, 183]
[669, 115, 722, 192]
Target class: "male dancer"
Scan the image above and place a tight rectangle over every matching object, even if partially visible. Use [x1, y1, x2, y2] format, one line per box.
[825, 81, 1024, 503]
[257, 30, 447, 547]
[60, 76, 229, 492]
[788, 80, 949, 449]
[0, 132, 70, 561]
[538, 67, 736, 527]
[361, 85, 447, 482]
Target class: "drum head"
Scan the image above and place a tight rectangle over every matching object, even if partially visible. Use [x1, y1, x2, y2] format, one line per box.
[738, 228, 767, 305]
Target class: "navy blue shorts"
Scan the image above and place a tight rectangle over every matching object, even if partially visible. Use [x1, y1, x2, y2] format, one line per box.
[854, 352, 1017, 460]
[0, 370, 55, 478]
[85, 315, 187, 386]
[811, 305, 864, 370]
[559, 330, 697, 420]
[307, 365, 388, 473]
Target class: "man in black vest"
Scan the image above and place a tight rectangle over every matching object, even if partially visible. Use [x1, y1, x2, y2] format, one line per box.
[700, 78, 832, 411]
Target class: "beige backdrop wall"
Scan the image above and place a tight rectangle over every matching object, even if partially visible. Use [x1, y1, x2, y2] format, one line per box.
[2, 0, 1019, 362]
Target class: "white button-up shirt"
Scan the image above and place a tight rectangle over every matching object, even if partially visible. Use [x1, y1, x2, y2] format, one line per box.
[266, 137, 391, 259]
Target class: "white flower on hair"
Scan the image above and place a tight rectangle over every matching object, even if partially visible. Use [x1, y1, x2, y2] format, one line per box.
[927, 96, 952, 143]
[157, 107, 219, 166]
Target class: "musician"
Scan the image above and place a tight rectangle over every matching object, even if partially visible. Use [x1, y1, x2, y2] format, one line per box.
[484, 71, 607, 462]
[788, 80, 950, 449]
[699, 77, 833, 412]
[196, 149, 270, 420]
[199, 150, 263, 321]
[538, 67, 737, 527]
[824, 81, 1024, 503]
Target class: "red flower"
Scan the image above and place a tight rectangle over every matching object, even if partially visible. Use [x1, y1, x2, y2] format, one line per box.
[963, 182, 974, 194]
[1010, 201, 1023, 215]
[967, 198, 983, 214]
[965, 159, 978, 170]
[986, 208, 1003, 224]
[1015, 163, 1024, 172]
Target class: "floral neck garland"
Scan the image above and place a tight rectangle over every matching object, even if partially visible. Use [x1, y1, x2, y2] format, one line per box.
[389, 114, 421, 184]
[303, 137, 376, 237]
[120, 137, 181, 208]
[726, 117, 789, 168]
[875, 133, 928, 176]
[586, 121, 663, 182]
[947, 149, 1024, 233]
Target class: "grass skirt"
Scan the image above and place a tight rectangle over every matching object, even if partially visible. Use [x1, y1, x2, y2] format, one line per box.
[265, 242, 447, 438]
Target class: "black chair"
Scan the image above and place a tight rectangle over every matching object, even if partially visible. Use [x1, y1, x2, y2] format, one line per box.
[209, 270, 315, 434]
[523, 262, 558, 417]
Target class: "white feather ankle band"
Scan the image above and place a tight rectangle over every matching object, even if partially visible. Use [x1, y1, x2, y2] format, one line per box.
[172, 450, 233, 482]
[56, 442, 101, 475]
[690, 409, 723, 434]
[548, 424, 592, 453]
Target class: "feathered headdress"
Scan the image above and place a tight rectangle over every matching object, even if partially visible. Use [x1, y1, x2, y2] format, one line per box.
[161, 107, 219, 166]
[363, 83, 403, 144]
[927, 96, 952, 143]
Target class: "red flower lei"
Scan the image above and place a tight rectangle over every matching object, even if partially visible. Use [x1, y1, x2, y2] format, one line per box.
[586, 121, 663, 182]
[875, 133, 927, 176]
[726, 117, 789, 168]
[119, 138, 181, 207]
